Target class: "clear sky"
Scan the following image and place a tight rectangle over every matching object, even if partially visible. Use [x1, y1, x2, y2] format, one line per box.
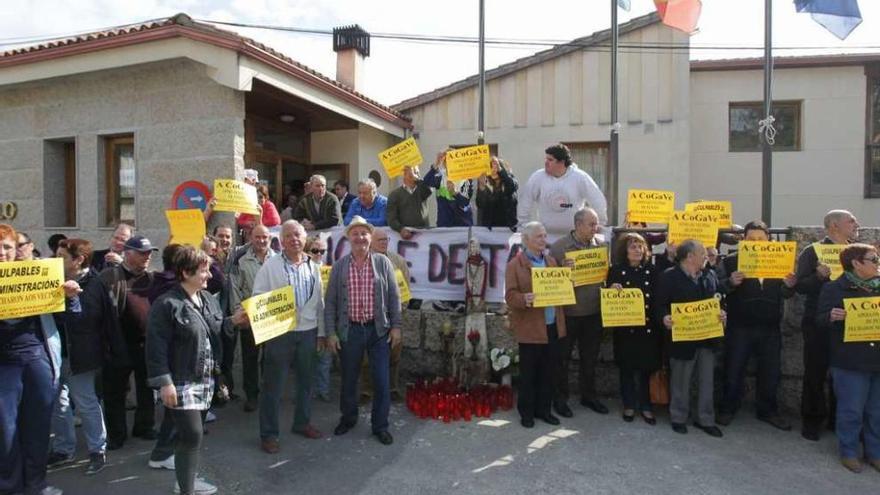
[2, 0, 879, 105]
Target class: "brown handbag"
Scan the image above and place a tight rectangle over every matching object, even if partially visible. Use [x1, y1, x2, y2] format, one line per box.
[649, 368, 670, 405]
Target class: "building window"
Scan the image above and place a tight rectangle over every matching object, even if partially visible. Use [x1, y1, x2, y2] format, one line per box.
[43, 139, 76, 227]
[104, 135, 135, 226]
[867, 73, 880, 198]
[562, 141, 611, 200]
[729, 101, 802, 152]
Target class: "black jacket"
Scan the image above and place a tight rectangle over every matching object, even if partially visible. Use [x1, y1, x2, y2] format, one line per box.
[795, 237, 839, 324]
[655, 265, 722, 360]
[606, 262, 662, 371]
[64, 269, 129, 373]
[475, 167, 518, 228]
[817, 275, 880, 373]
[718, 253, 794, 328]
[145, 285, 224, 388]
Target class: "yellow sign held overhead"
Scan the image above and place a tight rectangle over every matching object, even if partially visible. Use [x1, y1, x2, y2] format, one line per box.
[213, 179, 260, 215]
[0, 258, 66, 320]
[445, 145, 491, 181]
[241, 286, 297, 345]
[565, 247, 609, 286]
[737, 241, 797, 279]
[395, 269, 412, 304]
[165, 209, 206, 247]
[667, 210, 720, 247]
[685, 201, 732, 228]
[671, 297, 724, 342]
[378, 137, 423, 178]
[627, 189, 675, 224]
[843, 297, 880, 342]
[813, 243, 846, 280]
[600, 288, 647, 327]
[531, 267, 576, 308]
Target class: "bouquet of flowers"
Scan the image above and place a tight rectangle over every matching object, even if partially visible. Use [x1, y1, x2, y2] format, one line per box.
[490, 347, 517, 373]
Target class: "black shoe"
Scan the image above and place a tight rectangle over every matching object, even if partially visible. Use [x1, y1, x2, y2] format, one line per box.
[520, 418, 535, 428]
[672, 423, 688, 434]
[374, 431, 393, 445]
[758, 414, 792, 431]
[334, 421, 356, 436]
[580, 399, 609, 415]
[106, 439, 124, 451]
[243, 399, 258, 413]
[538, 414, 560, 426]
[47, 451, 75, 468]
[622, 412, 635, 423]
[716, 412, 734, 426]
[640, 411, 657, 426]
[133, 429, 157, 440]
[694, 423, 724, 438]
[85, 453, 106, 476]
[553, 402, 574, 418]
[801, 427, 820, 442]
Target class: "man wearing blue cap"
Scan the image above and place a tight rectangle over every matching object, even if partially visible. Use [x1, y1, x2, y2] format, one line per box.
[99, 235, 158, 450]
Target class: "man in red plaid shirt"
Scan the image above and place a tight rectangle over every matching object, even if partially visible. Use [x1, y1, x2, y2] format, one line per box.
[325, 216, 402, 445]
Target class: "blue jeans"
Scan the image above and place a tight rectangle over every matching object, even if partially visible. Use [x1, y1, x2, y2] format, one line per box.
[720, 325, 782, 417]
[339, 322, 390, 433]
[259, 329, 317, 440]
[51, 360, 107, 455]
[0, 351, 57, 494]
[831, 367, 880, 459]
[312, 350, 332, 397]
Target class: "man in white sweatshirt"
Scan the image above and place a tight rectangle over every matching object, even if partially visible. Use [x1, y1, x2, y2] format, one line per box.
[517, 144, 608, 235]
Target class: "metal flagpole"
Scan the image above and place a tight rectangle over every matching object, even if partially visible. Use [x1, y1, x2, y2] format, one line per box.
[609, 0, 620, 224]
[761, 0, 773, 224]
[477, 0, 486, 145]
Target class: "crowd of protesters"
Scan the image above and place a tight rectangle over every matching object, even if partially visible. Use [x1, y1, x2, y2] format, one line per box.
[1, 143, 879, 495]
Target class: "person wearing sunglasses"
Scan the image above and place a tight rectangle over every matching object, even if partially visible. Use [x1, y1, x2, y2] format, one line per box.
[816, 243, 880, 473]
[305, 235, 332, 403]
[16, 232, 36, 261]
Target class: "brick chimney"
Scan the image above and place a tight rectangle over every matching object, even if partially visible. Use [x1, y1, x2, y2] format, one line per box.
[333, 25, 370, 91]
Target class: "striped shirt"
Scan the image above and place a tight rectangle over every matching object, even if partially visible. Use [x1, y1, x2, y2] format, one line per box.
[348, 254, 374, 323]
[282, 252, 316, 316]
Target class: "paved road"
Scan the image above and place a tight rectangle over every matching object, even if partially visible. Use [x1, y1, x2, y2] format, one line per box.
[49, 392, 879, 495]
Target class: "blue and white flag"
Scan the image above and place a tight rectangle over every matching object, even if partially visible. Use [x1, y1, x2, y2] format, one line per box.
[794, 0, 862, 40]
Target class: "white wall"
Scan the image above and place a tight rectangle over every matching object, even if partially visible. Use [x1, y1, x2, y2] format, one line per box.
[403, 23, 692, 226]
[690, 65, 877, 227]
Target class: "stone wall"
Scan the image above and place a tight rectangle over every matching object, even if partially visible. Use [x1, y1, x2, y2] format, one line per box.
[400, 226, 880, 413]
[0, 58, 245, 254]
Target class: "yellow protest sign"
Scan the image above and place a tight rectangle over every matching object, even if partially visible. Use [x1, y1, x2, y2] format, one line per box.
[378, 137, 423, 178]
[0, 258, 65, 320]
[565, 247, 608, 286]
[667, 210, 720, 247]
[241, 286, 296, 345]
[843, 297, 880, 342]
[320, 265, 332, 294]
[165, 209, 206, 247]
[685, 200, 733, 228]
[531, 267, 576, 307]
[213, 179, 259, 215]
[813, 243, 846, 280]
[445, 145, 490, 181]
[395, 269, 411, 304]
[737, 241, 797, 279]
[671, 297, 724, 342]
[627, 189, 675, 224]
[600, 288, 646, 327]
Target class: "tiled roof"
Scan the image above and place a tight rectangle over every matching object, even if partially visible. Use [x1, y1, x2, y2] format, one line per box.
[0, 13, 410, 127]
[392, 12, 661, 112]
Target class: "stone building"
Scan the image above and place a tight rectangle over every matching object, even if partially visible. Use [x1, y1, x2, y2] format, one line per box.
[0, 13, 409, 250]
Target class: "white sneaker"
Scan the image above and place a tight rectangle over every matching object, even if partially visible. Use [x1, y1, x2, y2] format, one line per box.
[174, 477, 217, 495]
[148, 455, 175, 470]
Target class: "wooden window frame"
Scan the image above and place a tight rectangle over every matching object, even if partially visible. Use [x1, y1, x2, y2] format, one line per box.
[104, 135, 134, 226]
[561, 141, 614, 213]
[728, 100, 802, 152]
[64, 142, 76, 227]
